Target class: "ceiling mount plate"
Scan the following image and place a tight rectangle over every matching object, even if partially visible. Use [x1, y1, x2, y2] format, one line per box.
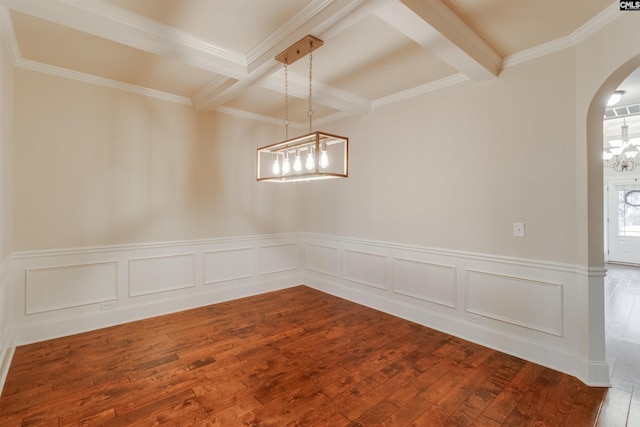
[275, 35, 324, 65]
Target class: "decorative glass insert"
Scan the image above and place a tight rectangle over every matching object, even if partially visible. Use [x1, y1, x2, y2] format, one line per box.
[618, 190, 640, 237]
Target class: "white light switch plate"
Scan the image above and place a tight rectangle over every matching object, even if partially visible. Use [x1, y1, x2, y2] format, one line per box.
[513, 222, 525, 238]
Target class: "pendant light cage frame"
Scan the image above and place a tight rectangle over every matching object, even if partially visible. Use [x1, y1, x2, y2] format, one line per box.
[257, 131, 348, 182]
[256, 35, 349, 182]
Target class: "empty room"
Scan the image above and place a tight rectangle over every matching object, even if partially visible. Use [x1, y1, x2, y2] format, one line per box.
[0, 0, 639, 425]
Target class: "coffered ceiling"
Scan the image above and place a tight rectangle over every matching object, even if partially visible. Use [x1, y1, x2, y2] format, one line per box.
[0, 0, 619, 128]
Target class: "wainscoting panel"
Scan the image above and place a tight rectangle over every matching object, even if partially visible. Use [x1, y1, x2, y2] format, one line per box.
[465, 269, 563, 336]
[260, 243, 299, 275]
[392, 257, 457, 308]
[11, 234, 302, 347]
[129, 253, 196, 297]
[203, 248, 253, 285]
[26, 261, 118, 314]
[343, 249, 387, 290]
[306, 243, 338, 277]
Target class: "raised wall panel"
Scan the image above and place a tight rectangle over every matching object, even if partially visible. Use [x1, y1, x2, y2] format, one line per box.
[260, 244, 299, 275]
[465, 269, 563, 336]
[343, 249, 387, 289]
[392, 257, 457, 308]
[129, 253, 195, 297]
[203, 248, 253, 285]
[306, 243, 338, 277]
[25, 261, 118, 314]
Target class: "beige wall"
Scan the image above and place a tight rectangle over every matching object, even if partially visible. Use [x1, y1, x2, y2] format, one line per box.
[0, 30, 12, 261]
[13, 70, 301, 251]
[11, 11, 640, 267]
[301, 49, 579, 264]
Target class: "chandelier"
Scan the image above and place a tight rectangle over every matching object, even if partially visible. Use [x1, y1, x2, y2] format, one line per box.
[604, 118, 640, 172]
[256, 35, 348, 182]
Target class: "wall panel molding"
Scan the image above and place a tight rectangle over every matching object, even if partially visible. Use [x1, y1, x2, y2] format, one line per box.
[393, 257, 457, 308]
[343, 249, 386, 290]
[305, 243, 338, 277]
[465, 269, 563, 336]
[26, 261, 118, 314]
[129, 253, 196, 297]
[203, 247, 253, 285]
[260, 243, 299, 275]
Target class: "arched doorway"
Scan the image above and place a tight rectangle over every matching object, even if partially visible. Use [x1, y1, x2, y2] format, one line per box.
[586, 55, 640, 386]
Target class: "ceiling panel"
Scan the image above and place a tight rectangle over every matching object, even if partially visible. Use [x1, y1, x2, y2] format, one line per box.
[12, 10, 219, 97]
[443, 0, 613, 57]
[223, 85, 338, 124]
[104, 0, 313, 54]
[286, 14, 457, 100]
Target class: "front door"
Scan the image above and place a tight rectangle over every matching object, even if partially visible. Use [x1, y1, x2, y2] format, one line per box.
[607, 179, 640, 265]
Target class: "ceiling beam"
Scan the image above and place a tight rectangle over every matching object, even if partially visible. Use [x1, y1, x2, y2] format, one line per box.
[376, 0, 502, 82]
[194, 0, 374, 112]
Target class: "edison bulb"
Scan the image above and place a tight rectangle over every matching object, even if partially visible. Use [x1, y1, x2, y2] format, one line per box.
[319, 150, 329, 169]
[282, 154, 291, 174]
[305, 150, 314, 171]
[293, 152, 302, 172]
[272, 157, 280, 175]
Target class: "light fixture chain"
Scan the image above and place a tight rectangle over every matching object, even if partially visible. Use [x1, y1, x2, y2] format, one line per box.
[284, 61, 289, 140]
[308, 42, 313, 133]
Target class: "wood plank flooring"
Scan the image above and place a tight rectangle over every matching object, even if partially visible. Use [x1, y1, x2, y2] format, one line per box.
[602, 263, 640, 426]
[0, 286, 611, 426]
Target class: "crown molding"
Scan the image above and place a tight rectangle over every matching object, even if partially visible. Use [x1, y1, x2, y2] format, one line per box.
[570, 2, 620, 44]
[0, 7, 20, 62]
[503, 2, 621, 69]
[16, 58, 192, 105]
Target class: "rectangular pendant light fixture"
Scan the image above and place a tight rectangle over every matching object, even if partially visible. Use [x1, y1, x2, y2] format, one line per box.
[256, 35, 349, 182]
[257, 131, 348, 182]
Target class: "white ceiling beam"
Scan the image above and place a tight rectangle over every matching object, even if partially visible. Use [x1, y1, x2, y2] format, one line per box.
[0, 0, 248, 79]
[194, 0, 372, 112]
[376, 0, 501, 82]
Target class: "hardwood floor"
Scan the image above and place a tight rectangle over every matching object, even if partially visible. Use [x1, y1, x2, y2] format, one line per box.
[0, 285, 616, 426]
[602, 263, 640, 426]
